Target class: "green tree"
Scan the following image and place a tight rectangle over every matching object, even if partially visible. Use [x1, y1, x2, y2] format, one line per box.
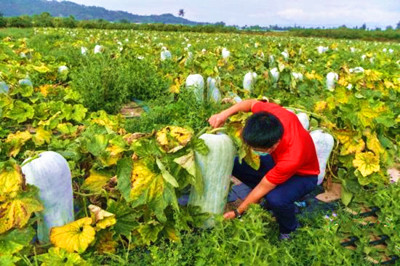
[33, 12, 54, 27]
[0, 12, 6, 28]
[7, 15, 33, 28]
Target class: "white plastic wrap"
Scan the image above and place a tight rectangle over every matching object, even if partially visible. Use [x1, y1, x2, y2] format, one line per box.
[189, 133, 236, 227]
[21, 151, 74, 243]
[326, 72, 338, 91]
[296, 112, 310, 130]
[310, 130, 335, 185]
[207, 77, 221, 103]
[270, 68, 280, 82]
[160, 47, 172, 61]
[186, 74, 205, 102]
[243, 72, 257, 92]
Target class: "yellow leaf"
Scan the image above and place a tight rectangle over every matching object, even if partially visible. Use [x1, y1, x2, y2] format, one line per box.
[37, 84, 52, 97]
[357, 102, 384, 127]
[353, 152, 380, 177]
[130, 160, 157, 201]
[364, 129, 385, 155]
[335, 130, 365, 156]
[314, 101, 327, 113]
[81, 171, 110, 193]
[50, 217, 96, 253]
[32, 127, 52, 146]
[88, 205, 116, 230]
[0, 196, 43, 234]
[5, 131, 31, 157]
[156, 126, 193, 153]
[38, 247, 89, 266]
[33, 64, 51, 73]
[305, 70, 323, 81]
[95, 232, 117, 254]
[0, 162, 23, 201]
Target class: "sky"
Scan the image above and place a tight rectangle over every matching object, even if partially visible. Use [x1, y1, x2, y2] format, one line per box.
[65, 0, 400, 28]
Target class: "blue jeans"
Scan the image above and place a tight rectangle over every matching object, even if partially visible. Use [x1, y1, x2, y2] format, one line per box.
[232, 155, 318, 234]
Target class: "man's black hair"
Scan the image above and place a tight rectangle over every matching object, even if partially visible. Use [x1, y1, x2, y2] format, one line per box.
[241, 112, 283, 149]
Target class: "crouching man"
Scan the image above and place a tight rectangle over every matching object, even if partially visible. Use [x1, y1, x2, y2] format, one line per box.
[208, 99, 320, 240]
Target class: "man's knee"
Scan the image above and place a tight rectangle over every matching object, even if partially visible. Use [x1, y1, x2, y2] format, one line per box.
[265, 192, 290, 209]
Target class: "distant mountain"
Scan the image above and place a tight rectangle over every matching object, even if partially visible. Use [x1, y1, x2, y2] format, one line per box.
[0, 0, 203, 25]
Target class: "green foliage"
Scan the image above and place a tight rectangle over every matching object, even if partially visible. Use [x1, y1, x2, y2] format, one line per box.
[70, 53, 169, 114]
[125, 91, 226, 133]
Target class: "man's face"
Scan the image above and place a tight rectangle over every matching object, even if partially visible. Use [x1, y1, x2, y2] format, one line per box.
[252, 140, 280, 154]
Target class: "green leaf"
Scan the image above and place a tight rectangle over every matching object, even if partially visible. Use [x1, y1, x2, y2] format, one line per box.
[116, 157, 133, 202]
[107, 200, 140, 237]
[0, 255, 20, 266]
[36, 247, 89, 266]
[71, 104, 88, 123]
[3, 100, 34, 123]
[341, 187, 353, 206]
[137, 220, 164, 245]
[173, 151, 196, 177]
[156, 158, 179, 188]
[0, 227, 35, 255]
[192, 138, 209, 155]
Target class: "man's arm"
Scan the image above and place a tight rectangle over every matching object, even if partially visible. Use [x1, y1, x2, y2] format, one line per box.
[224, 178, 276, 219]
[208, 99, 258, 128]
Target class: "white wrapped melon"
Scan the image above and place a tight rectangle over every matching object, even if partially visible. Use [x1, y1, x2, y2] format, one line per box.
[243, 72, 257, 92]
[160, 47, 172, 61]
[186, 74, 204, 102]
[94, 45, 104, 54]
[189, 134, 236, 227]
[270, 68, 280, 82]
[296, 112, 309, 130]
[21, 151, 74, 243]
[310, 130, 335, 185]
[349, 67, 364, 73]
[317, 46, 328, 54]
[326, 72, 338, 91]
[0, 81, 9, 93]
[81, 46, 88, 55]
[207, 77, 221, 103]
[222, 47, 230, 60]
[292, 72, 303, 81]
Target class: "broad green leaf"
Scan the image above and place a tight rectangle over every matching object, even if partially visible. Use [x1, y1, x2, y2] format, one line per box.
[341, 187, 353, 206]
[107, 200, 140, 237]
[156, 158, 179, 188]
[0, 227, 35, 255]
[116, 157, 133, 202]
[3, 100, 34, 123]
[0, 255, 20, 266]
[137, 220, 163, 245]
[37, 247, 89, 266]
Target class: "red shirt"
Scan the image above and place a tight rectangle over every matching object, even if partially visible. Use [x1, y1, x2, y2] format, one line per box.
[252, 101, 320, 185]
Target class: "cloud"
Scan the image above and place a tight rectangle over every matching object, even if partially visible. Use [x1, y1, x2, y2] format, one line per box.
[276, 5, 400, 27]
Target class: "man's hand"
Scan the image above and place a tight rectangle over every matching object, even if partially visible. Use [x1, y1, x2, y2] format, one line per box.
[208, 112, 228, 128]
[223, 211, 236, 219]
[208, 99, 258, 128]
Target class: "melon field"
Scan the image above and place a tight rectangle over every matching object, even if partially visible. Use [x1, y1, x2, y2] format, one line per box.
[0, 27, 399, 265]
